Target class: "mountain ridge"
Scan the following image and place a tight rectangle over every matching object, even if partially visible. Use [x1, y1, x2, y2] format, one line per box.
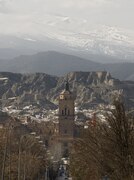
[0, 51, 134, 80]
[1, 16, 134, 63]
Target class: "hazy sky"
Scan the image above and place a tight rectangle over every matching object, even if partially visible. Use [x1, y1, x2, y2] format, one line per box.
[0, 0, 134, 35]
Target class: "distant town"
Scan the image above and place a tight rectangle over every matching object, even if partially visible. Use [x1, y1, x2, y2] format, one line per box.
[0, 73, 134, 180]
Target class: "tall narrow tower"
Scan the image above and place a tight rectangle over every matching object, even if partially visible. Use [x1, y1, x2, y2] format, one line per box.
[58, 80, 75, 156]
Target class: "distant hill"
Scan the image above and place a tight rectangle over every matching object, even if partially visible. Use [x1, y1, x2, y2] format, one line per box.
[104, 63, 134, 80]
[0, 51, 134, 80]
[0, 71, 134, 109]
[0, 51, 102, 75]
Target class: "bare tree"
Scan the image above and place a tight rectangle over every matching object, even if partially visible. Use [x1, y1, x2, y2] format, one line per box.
[70, 99, 134, 180]
[0, 120, 47, 180]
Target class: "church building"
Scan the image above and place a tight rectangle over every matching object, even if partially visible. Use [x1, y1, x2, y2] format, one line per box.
[58, 80, 75, 157]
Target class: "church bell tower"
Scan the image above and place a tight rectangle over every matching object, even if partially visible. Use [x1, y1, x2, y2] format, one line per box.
[58, 80, 75, 156]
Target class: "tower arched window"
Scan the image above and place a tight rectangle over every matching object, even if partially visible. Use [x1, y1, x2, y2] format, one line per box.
[68, 110, 70, 115]
[65, 108, 67, 115]
[62, 110, 64, 115]
[64, 129, 67, 134]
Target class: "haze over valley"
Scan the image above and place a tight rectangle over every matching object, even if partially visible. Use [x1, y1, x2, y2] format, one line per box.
[0, 14, 134, 81]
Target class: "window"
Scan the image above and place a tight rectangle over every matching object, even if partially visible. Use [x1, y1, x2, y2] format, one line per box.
[62, 110, 64, 115]
[64, 142, 68, 147]
[63, 149, 69, 157]
[68, 110, 70, 115]
[65, 108, 67, 115]
[64, 129, 67, 134]
[45, 140, 48, 147]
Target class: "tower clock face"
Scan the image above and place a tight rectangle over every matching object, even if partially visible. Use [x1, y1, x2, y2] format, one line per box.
[60, 95, 64, 99]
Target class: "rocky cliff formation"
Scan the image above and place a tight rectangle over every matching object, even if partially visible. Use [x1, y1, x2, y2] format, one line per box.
[0, 71, 134, 109]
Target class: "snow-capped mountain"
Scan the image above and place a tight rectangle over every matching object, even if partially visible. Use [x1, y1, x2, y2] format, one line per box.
[0, 14, 134, 62]
[37, 14, 134, 62]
